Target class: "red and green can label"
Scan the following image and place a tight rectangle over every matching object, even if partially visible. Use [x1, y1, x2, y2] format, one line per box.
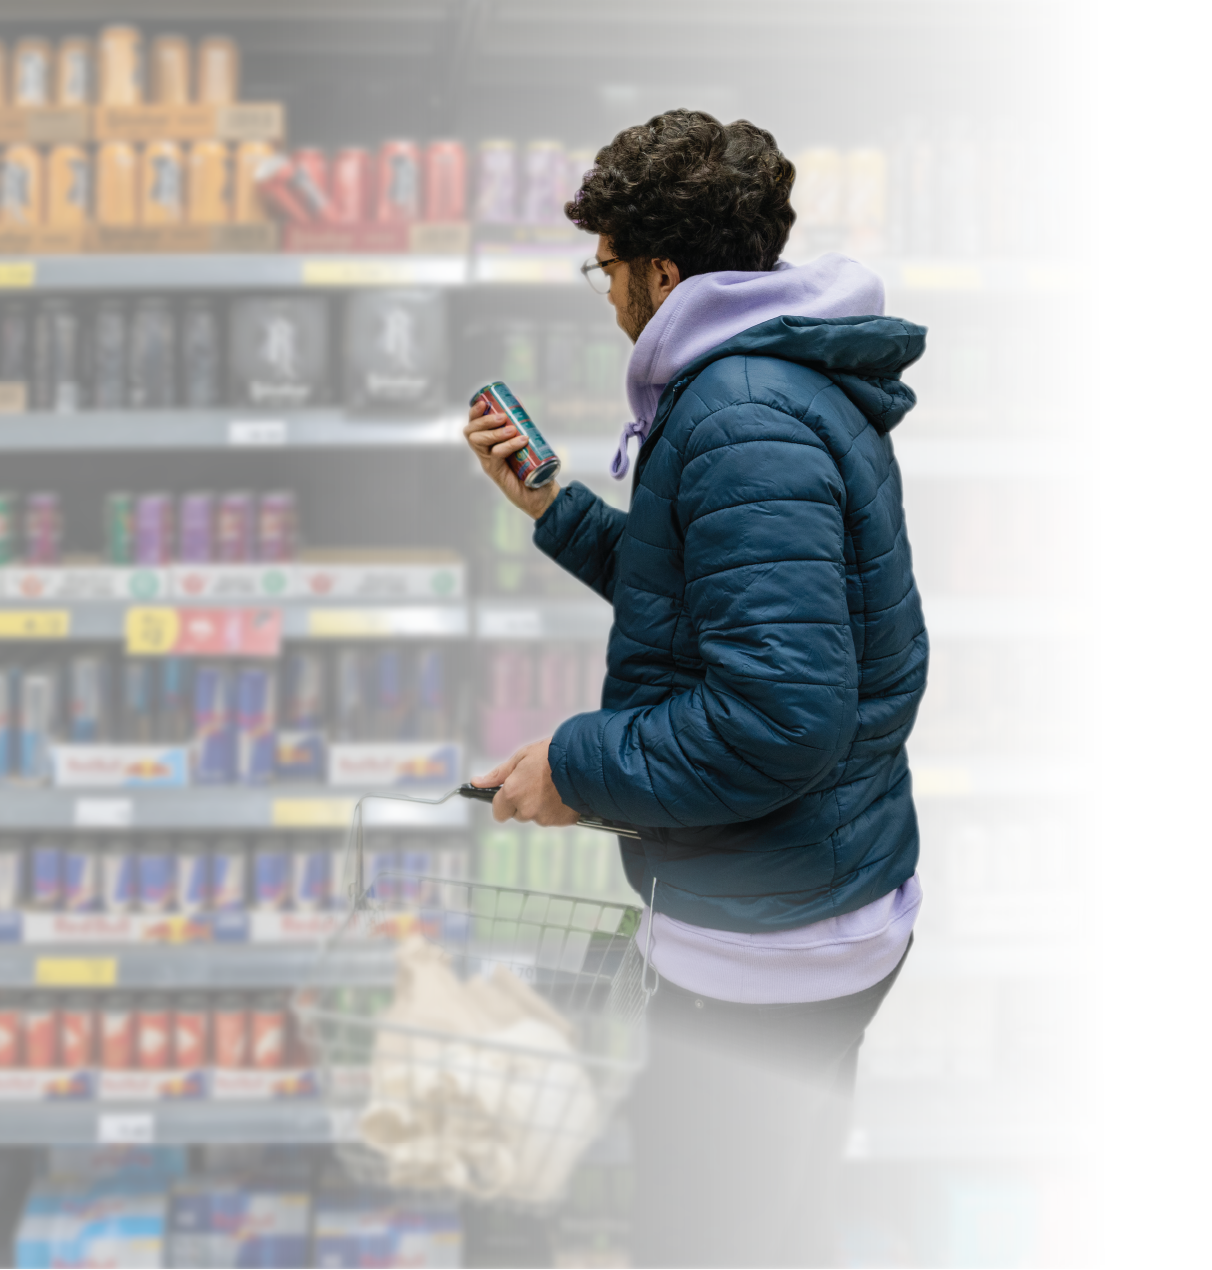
[471, 380, 561, 489]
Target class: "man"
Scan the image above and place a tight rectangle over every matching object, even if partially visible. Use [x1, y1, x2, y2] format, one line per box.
[466, 110, 927, 1267]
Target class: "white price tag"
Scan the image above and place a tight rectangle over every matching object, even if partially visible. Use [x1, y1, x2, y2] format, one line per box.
[479, 608, 543, 639]
[1041, 762, 1097, 792]
[97, 1112, 155, 1144]
[228, 419, 288, 447]
[74, 798, 134, 828]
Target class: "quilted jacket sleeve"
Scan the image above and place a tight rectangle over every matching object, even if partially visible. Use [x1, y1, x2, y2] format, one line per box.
[549, 400, 860, 828]
[532, 480, 629, 603]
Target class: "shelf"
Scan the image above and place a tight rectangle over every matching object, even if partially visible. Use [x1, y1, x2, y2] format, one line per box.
[919, 591, 1209, 640]
[838, 1071, 1212, 1163]
[0, 410, 465, 452]
[475, 598, 612, 641]
[894, 434, 1212, 477]
[0, 787, 469, 830]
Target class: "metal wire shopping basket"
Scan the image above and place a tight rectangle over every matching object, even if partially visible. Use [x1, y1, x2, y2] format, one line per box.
[293, 796, 651, 1206]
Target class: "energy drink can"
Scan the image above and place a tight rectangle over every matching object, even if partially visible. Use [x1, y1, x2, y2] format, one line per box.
[181, 297, 221, 407]
[0, 496, 16, 566]
[475, 139, 517, 224]
[425, 140, 466, 222]
[1, 145, 42, 227]
[179, 492, 214, 562]
[102, 840, 136, 913]
[367, 835, 401, 905]
[0, 837, 21, 909]
[177, 838, 209, 914]
[371, 648, 405, 740]
[98, 26, 144, 106]
[128, 296, 176, 408]
[0, 995, 19, 1067]
[234, 140, 272, 223]
[251, 994, 285, 1069]
[60, 996, 95, 1068]
[140, 139, 184, 225]
[135, 492, 174, 564]
[253, 837, 289, 910]
[0, 302, 30, 404]
[193, 665, 235, 784]
[137, 838, 176, 913]
[100, 994, 135, 1068]
[216, 492, 255, 562]
[121, 660, 156, 743]
[210, 837, 247, 910]
[188, 140, 229, 225]
[12, 38, 51, 106]
[523, 139, 567, 224]
[136, 995, 171, 1069]
[257, 491, 297, 561]
[151, 34, 191, 104]
[253, 153, 319, 226]
[69, 656, 108, 742]
[174, 994, 209, 1068]
[334, 648, 365, 741]
[46, 144, 91, 228]
[92, 302, 128, 409]
[20, 670, 58, 780]
[55, 36, 93, 106]
[475, 828, 518, 889]
[0, 667, 13, 777]
[24, 491, 62, 562]
[96, 140, 138, 226]
[24, 995, 59, 1068]
[212, 994, 247, 1067]
[236, 667, 276, 786]
[332, 146, 371, 224]
[160, 658, 191, 744]
[64, 840, 101, 911]
[284, 651, 324, 729]
[30, 840, 62, 909]
[291, 838, 329, 912]
[196, 36, 239, 104]
[417, 647, 446, 737]
[32, 299, 80, 413]
[375, 140, 420, 224]
[471, 381, 560, 488]
[104, 492, 135, 562]
[294, 147, 329, 203]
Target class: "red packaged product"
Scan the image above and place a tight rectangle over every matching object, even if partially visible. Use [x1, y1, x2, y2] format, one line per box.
[173, 995, 209, 1069]
[251, 995, 285, 1070]
[254, 153, 335, 226]
[213, 996, 248, 1068]
[950, 480, 985, 546]
[59, 997, 95, 1068]
[136, 996, 171, 1069]
[294, 147, 329, 197]
[375, 139, 420, 224]
[100, 995, 135, 1069]
[0, 997, 21, 1067]
[23, 995, 58, 1068]
[424, 140, 466, 222]
[331, 146, 371, 225]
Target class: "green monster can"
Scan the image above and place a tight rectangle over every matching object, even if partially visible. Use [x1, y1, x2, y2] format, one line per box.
[571, 828, 619, 899]
[471, 380, 561, 489]
[0, 492, 17, 564]
[104, 492, 135, 564]
[523, 822, 566, 894]
[477, 817, 520, 889]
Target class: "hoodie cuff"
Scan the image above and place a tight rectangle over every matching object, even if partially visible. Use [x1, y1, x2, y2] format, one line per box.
[548, 714, 597, 816]
[532, 481, 597, 562]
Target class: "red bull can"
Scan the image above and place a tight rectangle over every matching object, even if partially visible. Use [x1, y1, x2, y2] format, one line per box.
[291, 837, 329, 912]
[103, 840, 136, 913]
[30, 841, 63, 910]
[236, 667, 276, 786]
[193, 665, 235, 784]
[211, 837, 247, 910]
[177, 838, 209, 914]
[253, 837, 289, 911]
[471, 381, 560, 489]
[63, 840, 101, 912]
[138, 839, 176, 913]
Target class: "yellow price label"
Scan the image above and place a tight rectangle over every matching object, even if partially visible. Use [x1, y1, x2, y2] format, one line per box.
[1082, 949, 1212, 975]
[125, 607, 180, 654]
[913, 767, 973, 797]
[35, 957, 118, 987]
[1051, 609, 1212, 640]
[272, 798, 355, 828]
[0, 261, 35, 288]
[899, 264, 984, 291]
[0, 609, 70, 638]
[301, 259, 420, 287]
[308, 609, 396, 638]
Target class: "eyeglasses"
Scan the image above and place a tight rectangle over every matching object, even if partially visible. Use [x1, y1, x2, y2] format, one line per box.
[581, 255, 623, 294]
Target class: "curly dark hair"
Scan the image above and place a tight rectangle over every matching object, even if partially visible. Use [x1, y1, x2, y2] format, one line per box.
[565, 109, 796, 278]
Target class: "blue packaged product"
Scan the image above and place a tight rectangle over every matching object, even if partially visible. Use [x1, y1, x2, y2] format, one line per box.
[253, 838, 289, 911]
[290, 838, 329, 912]
[19, 669, 57, 781]
[69, 655, 108, 743]
[193, 665, 234, 784]
[138, 840, 176, 913]
[909, 1163, 1036, 1270]
[30, 841, 62, 910]
[312, 1190, 462, 1269]
[210, 837, 247, 910]
[102, 840, 136, 913]
[177, 839, 209, 914]
[63, 841, 101, 912]
[236, 667, 276, 786]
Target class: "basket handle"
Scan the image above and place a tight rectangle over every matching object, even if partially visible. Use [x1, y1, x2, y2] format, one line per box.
[642, 875, 660, 1002]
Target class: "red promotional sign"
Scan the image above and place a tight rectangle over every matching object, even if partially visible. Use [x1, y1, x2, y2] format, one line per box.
[125, 607, 282, 657]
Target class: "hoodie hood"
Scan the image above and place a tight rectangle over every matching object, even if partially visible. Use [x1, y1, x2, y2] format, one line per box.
[613, 253, 891, 477]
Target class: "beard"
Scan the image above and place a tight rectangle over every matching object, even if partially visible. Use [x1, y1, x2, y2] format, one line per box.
[619, 261, 657, 343]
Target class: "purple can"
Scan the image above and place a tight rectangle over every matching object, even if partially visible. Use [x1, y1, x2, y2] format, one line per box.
[193, 665, 234, 784]
[257, 491, 297, 562]
[103, 840, 136, 913]
[63, 841, 101, 912]
[23, 492, 61, 565]
[135, 493, 174, 565]
[216, 492, 255, 563]
[138, 840, 176, 912]
[30, 841, 62, 910]
[177, 839, 209, 914]
[236, 667, 276, 786]
[211, 837, 247, 910]
[523, 139, 567, 224]
[291, 838, 329, 912]
[253, 838, 290, 911]
[178, 492, 215, 563]
[475, 138, 517, 224]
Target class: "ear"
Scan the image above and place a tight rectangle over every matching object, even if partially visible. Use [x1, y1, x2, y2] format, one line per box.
[649, 257, 681, 304]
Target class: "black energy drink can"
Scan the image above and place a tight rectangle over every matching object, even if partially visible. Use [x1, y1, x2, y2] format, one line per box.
[471, 380, 561, 489]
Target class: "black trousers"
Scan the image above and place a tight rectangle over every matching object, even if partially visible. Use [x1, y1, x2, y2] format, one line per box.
[628, 937, 912, 1269]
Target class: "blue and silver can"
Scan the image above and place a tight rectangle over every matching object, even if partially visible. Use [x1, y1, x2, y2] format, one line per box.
[177, 838, 210, 915]
[253, 837, 290, 911]
[211, 837, 248, 911]
[102, 840, 136, 913]
[30, 839, 62, 910]
[290, 837, 330, 912]
[63, 840, 101, 912]
[236, 667, 277, 786]
[193, 665, 234, 784]
[138, 838, 176, 913]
